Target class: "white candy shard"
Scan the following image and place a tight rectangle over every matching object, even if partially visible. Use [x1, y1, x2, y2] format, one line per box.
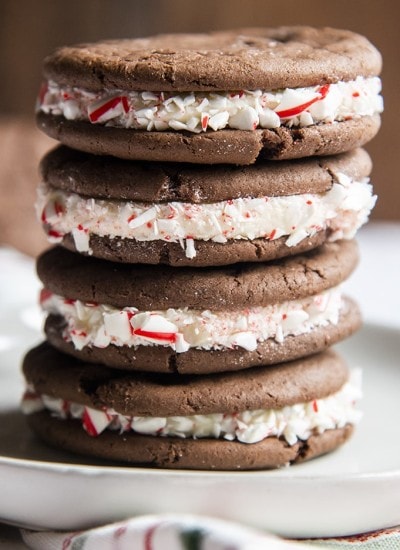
[229, 106, 259, 130]
[130, 313, 178, 334]
[72, 226, 91, 253]
[104, 311, 133, 342]
[128, 207, 157, 229]
[185, 237, 196, 259]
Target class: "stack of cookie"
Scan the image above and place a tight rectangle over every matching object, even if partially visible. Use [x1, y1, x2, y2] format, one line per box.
[22, 27, 383, 469]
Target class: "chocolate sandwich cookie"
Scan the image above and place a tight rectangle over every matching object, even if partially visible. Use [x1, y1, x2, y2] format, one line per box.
[22, 343, 361, 470]
[37, 240, 361, 374]
[36, 27, 383, 164]
[38, 147, 375, 267]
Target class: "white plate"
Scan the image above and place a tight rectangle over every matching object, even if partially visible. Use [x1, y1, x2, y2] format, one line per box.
[0, 322, 399, 538]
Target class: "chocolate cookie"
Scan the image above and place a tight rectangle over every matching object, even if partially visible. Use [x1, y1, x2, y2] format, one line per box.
[38, 147, 375, 266]
[37, 241, 361, 373]
[22, 343, 360, 470]
[36, 27, 383, 164]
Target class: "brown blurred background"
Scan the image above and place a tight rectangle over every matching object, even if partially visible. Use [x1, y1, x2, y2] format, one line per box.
[0, 0, 398, 256]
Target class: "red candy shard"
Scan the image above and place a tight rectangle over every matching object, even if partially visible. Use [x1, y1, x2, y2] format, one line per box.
[121, 96, 129, 113]
[82, 408, 98, 437]
[38, 81, 48, 105]
[201, 114, 209, 131]
[54, 202, 64, 216]
[133, 329, 177, 343]
[23, 389, 40, 400]
[47, 228, 63, 239]
[276, 84, 330, 119]
[89, 96, 129, 123]
[39, 288, 53, 304]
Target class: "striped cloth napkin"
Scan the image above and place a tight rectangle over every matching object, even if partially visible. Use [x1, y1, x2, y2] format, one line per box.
[21, 515, 400, 549]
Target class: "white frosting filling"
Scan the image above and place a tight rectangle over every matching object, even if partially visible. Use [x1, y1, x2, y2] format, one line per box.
[37, 172, 376, 258]
[38, 77, 383, 133]
[22, 369, 362, 445]
[40, 286, 344, 353]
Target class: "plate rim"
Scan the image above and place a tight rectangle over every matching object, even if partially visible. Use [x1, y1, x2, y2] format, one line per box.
[1, 322, 400, 481]
[1, 322, 400, 537]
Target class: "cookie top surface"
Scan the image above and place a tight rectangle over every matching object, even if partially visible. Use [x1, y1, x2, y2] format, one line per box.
[41, 146, 372, 202]
[43, 27, 382, 92]
[23, 342, 348, 415]
[37, 240, 358, 309]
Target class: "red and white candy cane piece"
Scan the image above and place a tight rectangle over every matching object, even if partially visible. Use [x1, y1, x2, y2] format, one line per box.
[41, 199, 63, 224]
[44, 226, 64, 240]
[88, 95, 129, 123]
[133, 328, 177, 343]
[38, 81, 49, 106]
[201, 113, 209, 131]
[230, 332, 257, 352]
[39, 288, 53, 305]
[128, 313, 187, 346]
[127, 207, 157, 229]
[124, 312, 190, 351]
[41, 199, 64, 240]
[21, 389, 44, 414]
[276, 84, 330, 119]
[82, 407, 113, 436]
[72, 224, 90, 252]
[229, 105, 259, 130]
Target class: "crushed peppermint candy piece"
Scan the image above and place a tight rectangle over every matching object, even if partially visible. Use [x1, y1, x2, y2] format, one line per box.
[82, 407, 112, 436]
[39, 288, 53, 305]
[174, 333, 191, 353]
[185, 238, 196, 259]
[133, 329, 177, 343]
[41, 199, 63, 224]
[201, 113, 209, 131]
[21, 389, 44, 414]
[229, 106, 259, 130]
[128, 207, 157, 229]
[208, 111, 230, 131]
[130, 313, 178, 335]
[104, 311, 134, 342]
[275, 85, 330, 119]
[131, 416, 167, 434]
[72, 225, 91, 253]
[230, 332, 258, 351]
[88, 95, 129, 123]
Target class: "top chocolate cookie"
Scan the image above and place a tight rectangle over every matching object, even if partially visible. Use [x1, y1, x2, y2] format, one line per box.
[42, 27, 381, 91]
[37, 27, 383, 164]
